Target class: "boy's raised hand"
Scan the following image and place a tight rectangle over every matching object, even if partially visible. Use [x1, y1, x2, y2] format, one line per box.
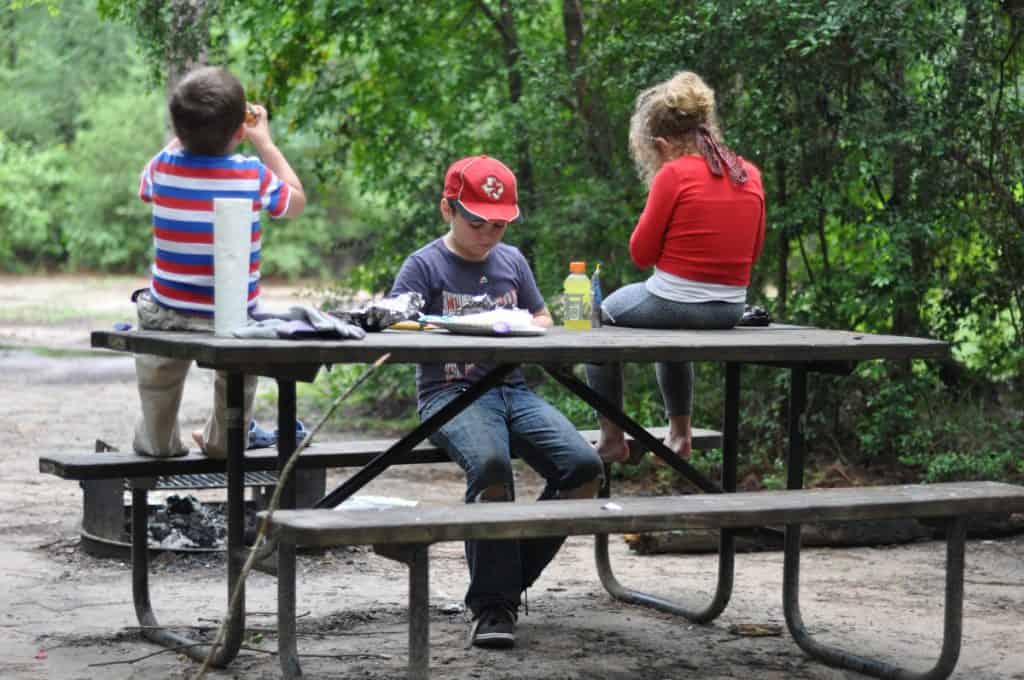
[242, 103, 273, 150]
[241, 102, 306, 218]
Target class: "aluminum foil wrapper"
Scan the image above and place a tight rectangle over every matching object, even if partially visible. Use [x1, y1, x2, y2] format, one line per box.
[454, 294, 499, 315]
[344, 292, 425, 331]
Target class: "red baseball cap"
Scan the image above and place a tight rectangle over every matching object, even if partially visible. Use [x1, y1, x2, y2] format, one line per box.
[442, 155, 521, 223]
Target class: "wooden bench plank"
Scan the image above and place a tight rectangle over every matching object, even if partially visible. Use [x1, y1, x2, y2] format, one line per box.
[264, 482, 1024, 547]
[38, 426, 721, 480]
[268, 481, 1024, 680]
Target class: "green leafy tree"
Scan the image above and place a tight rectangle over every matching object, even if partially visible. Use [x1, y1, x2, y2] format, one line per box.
[0, 1, 163, 270]
[0, 1, 139, 146]
[63, 83, 164, 270]
[0, 133, 69, 269]
[95, 0, 1024, 475]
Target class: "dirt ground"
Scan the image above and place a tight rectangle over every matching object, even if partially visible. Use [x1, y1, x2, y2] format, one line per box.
[1, 274, 1022, 680]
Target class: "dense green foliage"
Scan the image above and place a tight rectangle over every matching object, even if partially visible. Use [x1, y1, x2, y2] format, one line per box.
[99, 1, 1023, 372]
[0, 1, 372, 278]
[9, 1, 1024, 482]
[0, 2, 157, 270]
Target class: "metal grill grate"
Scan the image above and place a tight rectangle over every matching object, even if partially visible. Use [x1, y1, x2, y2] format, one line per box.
[122, 471, 279, 491]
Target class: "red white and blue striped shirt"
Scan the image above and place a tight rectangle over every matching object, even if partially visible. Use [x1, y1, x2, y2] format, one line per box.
[138, 145, 291, 315]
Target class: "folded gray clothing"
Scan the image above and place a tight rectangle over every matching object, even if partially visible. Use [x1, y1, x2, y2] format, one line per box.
[236, 305, 366, 340]
[233, 318, 288, 339]
[277, 319, 365, 340]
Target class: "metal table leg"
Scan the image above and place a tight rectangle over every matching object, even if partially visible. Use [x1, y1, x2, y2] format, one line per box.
[545, 366, 722, 494]
[408, 544, 431, 680]
[131, 487, 238, 663]
[780, 366, 966, 677]
[593, 504, 736, 623]
[284, 366, 518, 675]
[277, 532, 301, 680]
[276, 379, 302, 679]
[783, 517, 966, 679]
[786, 366, 807, 491]
[316, 364, 519, 508]
[369, 543, 433, 679]
[129, 371, 246, 666]
[592, 363, 741, 622]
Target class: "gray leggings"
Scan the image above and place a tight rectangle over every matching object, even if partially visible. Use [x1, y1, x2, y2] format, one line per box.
[584, 282, 744, 417]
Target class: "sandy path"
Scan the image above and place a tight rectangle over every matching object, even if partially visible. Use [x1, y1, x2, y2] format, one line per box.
[0, 275, 1021, 680]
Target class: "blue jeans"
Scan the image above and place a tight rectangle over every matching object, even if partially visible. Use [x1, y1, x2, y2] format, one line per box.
[420, 384, 603, 615]
[586, 282, 744, 416]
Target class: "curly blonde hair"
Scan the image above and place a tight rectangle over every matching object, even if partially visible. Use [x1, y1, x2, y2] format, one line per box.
[628, 71, 723, 186]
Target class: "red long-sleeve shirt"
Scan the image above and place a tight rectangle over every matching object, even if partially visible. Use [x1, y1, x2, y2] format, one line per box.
[629, 155, 765, 286]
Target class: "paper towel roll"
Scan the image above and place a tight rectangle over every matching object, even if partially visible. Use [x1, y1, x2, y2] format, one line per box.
[213, 198, 253, 337]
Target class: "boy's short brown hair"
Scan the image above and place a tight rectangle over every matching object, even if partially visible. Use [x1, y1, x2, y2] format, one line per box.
[169, 66, 246, 156]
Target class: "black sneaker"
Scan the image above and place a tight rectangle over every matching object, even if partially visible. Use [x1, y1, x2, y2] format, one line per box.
[470, 605, 517, 649]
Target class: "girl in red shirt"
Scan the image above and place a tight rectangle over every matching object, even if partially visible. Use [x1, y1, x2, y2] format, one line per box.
[586, 71, 766, 463]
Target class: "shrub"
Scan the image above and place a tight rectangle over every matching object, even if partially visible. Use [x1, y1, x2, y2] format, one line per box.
[0, 135, 70, 270]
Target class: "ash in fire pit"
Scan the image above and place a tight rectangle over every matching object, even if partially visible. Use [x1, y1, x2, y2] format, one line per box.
[131, 494, 258, 550]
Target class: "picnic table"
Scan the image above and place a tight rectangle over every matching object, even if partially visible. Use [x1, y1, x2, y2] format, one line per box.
[89, 323, 950, 673]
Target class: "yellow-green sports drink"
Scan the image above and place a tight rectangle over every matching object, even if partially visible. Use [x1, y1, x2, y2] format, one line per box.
[563, 261, 592, 330]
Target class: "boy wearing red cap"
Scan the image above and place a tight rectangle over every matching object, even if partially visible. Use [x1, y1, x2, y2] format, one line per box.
[390, 156, 603, 649]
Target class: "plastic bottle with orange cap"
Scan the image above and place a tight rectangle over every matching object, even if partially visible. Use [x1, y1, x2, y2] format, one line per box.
[563, 261, 592, 330]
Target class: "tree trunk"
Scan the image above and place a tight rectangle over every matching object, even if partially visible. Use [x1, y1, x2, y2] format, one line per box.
[494, 1, 533, 206]
[774, 157, 789, 320]
[163, 0, 212, 97]
[156, 0, 211, 142]
[562, 0, 613, 178]
[4, 9, 15, 68]
[892, 0, 980, 341]
[887, 56, 919, 341]
[476, 0, 535, 258]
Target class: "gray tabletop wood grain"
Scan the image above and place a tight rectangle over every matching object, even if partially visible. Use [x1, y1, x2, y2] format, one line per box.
[92, 324, 949, 369]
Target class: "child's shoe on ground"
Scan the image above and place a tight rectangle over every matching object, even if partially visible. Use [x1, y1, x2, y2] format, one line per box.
[469, 605, 517, 649]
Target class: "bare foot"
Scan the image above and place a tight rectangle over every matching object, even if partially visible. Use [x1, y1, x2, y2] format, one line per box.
[596, 437, 630, 464]
[191, 429, 206, 452]
[663, 432, 692, 460]
[665, 415, 693, 461]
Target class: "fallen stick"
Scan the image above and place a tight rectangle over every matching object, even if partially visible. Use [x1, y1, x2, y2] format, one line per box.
[90, 643, 390, 667]
[194, 353, 391, 679]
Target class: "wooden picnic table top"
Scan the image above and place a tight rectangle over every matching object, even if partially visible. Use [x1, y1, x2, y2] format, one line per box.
[92, 324, 949, 369]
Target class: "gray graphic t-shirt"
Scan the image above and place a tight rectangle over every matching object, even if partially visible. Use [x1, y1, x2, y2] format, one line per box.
[390, 238, 545, 408]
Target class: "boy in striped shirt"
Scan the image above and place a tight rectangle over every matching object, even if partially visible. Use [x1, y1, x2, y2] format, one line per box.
[133, 66, 306, 458]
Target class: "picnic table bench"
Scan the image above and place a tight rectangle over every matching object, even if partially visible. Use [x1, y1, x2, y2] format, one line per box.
[39, 425, 721, 658]
[265, 482, 1024, 680]
[39, 425, 719, 482]
[40, 324, 959, 674]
